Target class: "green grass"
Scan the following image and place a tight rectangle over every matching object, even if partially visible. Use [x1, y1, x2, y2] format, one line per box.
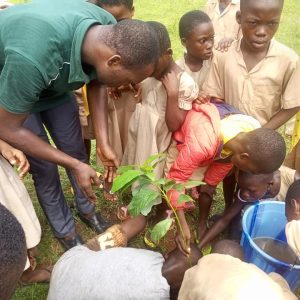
[10, 0, 300, 299]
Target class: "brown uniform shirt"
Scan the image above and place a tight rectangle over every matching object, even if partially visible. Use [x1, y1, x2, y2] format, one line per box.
[202, 39, 299, 125]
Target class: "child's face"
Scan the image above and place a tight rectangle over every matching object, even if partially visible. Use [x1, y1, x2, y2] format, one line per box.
[152, 51, 172, 80]
[236, 172, 276, 202]
[285, 198, 300, 222]
[231, 153, 260, 174]
[96, 60, 155, 87]
[237, 0, 282, 53]
[102, 4, 134, 21]
[182, 22, 214, 61]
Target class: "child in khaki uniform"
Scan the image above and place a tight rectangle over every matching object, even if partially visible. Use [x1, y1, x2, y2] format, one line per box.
[164, 11, 214, 179]
[202, 0, 300, 129]
[204, 0, 241, 50]
[122, 22, 199, 179]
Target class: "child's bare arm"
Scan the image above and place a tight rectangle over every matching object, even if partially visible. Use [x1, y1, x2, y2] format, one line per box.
[176, 209, 191, 257]
[198, 200, 244, 249]
[162, 71, 188, 132]
[263, 107, 300, 130]
[87, 80, 119, 182]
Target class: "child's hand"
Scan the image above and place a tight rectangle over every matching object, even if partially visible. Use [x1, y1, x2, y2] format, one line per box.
[215, 37, 234, 52]
[97, 144, 119, 183]
[193, 92, 211, 105]
[175, 223, 191, 257]
[1, 147, 30, 179]
[161, 71, 180, 97]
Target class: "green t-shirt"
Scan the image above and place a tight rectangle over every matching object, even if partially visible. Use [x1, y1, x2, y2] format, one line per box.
[0, 0, 116, 113]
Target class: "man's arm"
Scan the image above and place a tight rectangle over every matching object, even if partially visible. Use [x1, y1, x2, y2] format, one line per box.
[198, 200, 244, 249]
[0, 108, 100, 200]
[87, 80, 119, 182]
[263, 107, 300, 130]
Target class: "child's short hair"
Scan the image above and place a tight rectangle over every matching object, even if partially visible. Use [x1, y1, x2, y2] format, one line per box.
[179, 10, 211, 39]
[286, 180, 300, 205]
[243, 128, 286, 173]
[212, 240, 244, 261]
[97, 0, 133, 9]
[240, 0, 284, 12]
[146, 21, 171, 56]
[102, 19, 160, 68]
[0, 203, 27, 299]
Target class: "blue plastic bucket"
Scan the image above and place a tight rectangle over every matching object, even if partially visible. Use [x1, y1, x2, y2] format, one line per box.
[241, 201, 300, 291]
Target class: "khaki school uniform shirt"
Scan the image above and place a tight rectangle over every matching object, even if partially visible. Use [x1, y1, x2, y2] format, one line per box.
[176, 57, 211, 89]
[202, 39, 299, 125]
[204, 0, 241, 44]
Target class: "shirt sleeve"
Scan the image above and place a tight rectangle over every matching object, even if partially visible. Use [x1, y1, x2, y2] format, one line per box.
[0, 51, 46, 114]
[202, 52, 225, 100]
[282, 58, 300, 109]
[177, 72, 199, 110]
[204, 161, 233, 186]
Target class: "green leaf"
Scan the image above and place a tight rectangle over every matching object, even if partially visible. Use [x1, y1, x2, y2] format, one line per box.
[145, 172, 156, 181]
[153, 178, 167, 185]
[111, 170, 143, 193]
[128, 188, 160, 216]
[150, 218, 173, 244]
[184, 180, 205, 189]
[178, 194, 194, 204]
[144, 153, 166, 168]
[131, 176, 152, 196]
[164, 179, 176, 192]
[117, 165, 136, 175]
[173, 183, 185, 192]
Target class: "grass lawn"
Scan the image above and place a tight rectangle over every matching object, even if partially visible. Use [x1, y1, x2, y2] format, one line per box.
[10, 0, 300, 299]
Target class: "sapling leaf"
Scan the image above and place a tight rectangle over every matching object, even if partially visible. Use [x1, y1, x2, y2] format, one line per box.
[150, 218, 173, 244]
[145, 172, 156, 181]
[117, 165, 136, 175]
[164, 180, 176, 192]
[178, 194, 194, 204]
[131, 176, 152, 196]
[173, 183, 185, 192]
[184, 180, 205, 189]
[141, 196, 162, 216]
[144, 153, 166, 168]
[111, 170, 143, 193]
[153, 178, 167, 185]
[128, 188, 161, 216]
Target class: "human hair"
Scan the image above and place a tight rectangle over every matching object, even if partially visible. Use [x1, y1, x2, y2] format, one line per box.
[243, 128, 286, 173]
[162, 245, 201, 299]
[97, 0, 133, 9]
[0, 203, 27, 300]
[101, 19, 160, 68]
[179, 10, 211, 39]
[146, 21, 171, 56]
[212, 240, 244, 261]
[238, 170, 274, 184]
[240, 0, 284, 12]
[286, 180, 300, 207]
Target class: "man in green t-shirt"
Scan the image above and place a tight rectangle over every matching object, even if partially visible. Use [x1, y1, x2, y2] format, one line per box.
[0, 0, 160, 248]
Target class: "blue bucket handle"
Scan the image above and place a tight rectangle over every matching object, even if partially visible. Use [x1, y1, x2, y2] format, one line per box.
[249, 202, 259, 238]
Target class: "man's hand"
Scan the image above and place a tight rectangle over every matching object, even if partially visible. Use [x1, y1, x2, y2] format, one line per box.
[215, 37, 234, 52]
[71, 161, 101, 203]
[1, 145, 30, 179]
[97, 144, 119, 183]
[175, 222, 191, 257]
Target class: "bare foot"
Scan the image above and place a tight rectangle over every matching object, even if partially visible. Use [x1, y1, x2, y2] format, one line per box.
[20, 266, 53, 285]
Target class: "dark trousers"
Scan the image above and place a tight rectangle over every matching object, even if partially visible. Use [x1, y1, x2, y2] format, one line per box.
[23, 97, 94, 238]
